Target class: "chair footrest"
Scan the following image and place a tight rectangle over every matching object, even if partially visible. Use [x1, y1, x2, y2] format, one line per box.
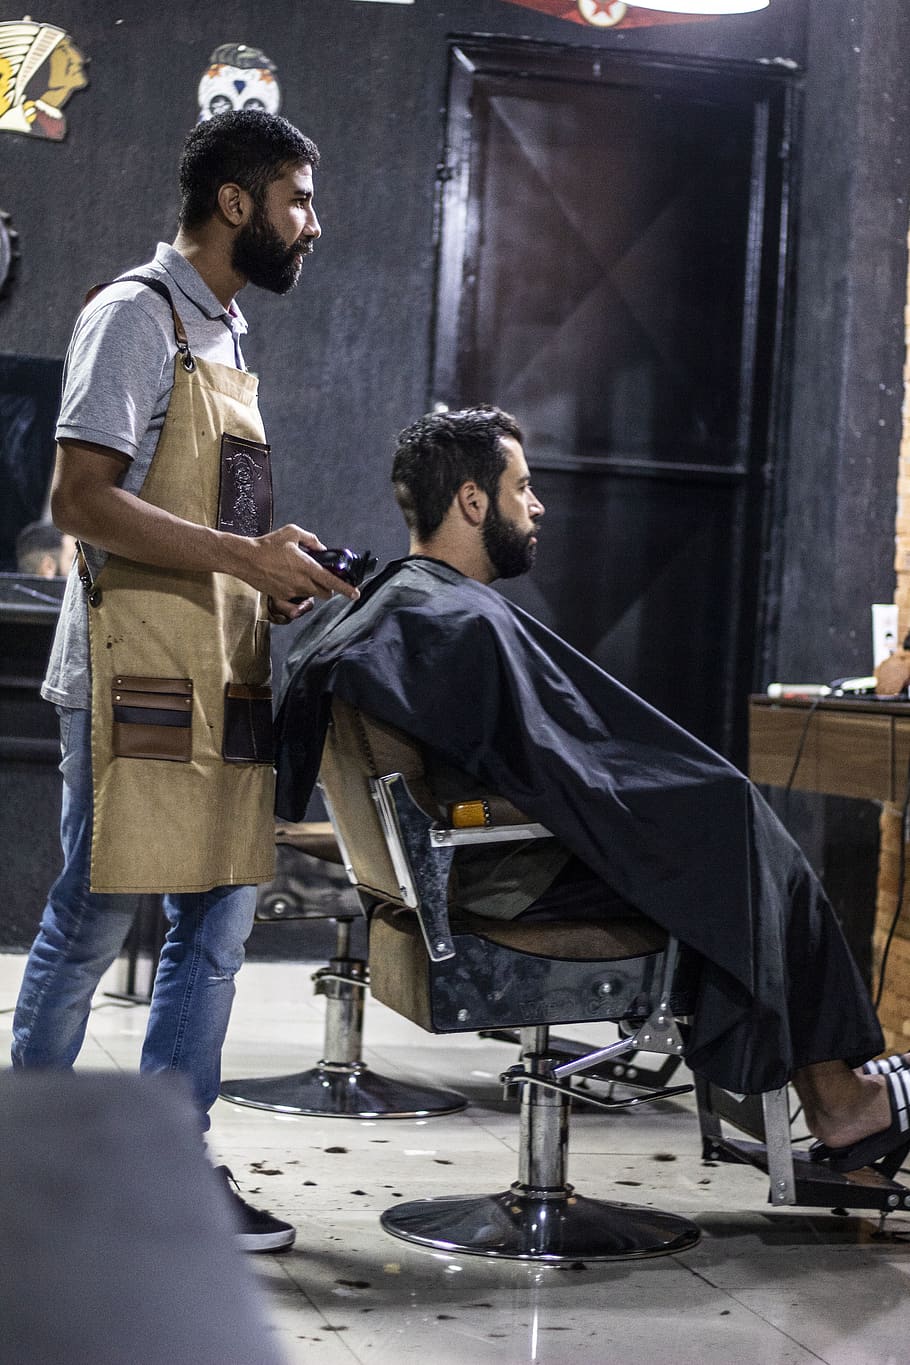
[704, 1135, 910, 1214]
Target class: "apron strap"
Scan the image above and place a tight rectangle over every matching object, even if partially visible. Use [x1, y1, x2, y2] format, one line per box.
[83, 274, 196, 372]
[75, 540, 101, 607]
[74, 273, 200, 605]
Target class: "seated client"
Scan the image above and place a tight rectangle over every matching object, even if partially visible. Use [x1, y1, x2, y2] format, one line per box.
[275, 404, 909, 1176]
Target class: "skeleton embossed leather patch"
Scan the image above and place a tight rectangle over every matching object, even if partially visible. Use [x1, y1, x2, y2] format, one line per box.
[217, 433, 273, 538]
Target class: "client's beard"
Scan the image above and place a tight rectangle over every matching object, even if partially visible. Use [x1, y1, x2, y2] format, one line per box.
[482, 503, 538, 580]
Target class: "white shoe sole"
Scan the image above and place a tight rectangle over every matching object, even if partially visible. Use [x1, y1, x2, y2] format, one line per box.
[236, 1227, 297, 1253]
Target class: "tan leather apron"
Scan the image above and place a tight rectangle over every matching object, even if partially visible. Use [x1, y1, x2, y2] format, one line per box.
[85, 287, 275, 893]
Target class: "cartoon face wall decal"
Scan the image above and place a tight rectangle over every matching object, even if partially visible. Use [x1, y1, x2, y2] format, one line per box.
[0, 20, 88, 140]
[197, 43, 280, 122]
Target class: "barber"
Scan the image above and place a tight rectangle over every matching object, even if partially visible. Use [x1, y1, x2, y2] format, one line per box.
[11, 110, 356, 1252]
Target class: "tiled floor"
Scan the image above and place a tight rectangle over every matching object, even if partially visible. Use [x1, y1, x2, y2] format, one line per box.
[2, 951, 909, 1365]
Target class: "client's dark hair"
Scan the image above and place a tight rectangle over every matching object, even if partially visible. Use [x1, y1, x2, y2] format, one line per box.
[178, 110, 320, 229]
[391, 405, 523, 541]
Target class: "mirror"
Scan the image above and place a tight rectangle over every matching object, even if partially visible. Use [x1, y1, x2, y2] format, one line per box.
[0, 353, 64, 572]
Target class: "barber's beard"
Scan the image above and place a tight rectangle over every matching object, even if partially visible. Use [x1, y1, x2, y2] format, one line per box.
[482, 503, 538, 580]
[232, 207, 310, 295]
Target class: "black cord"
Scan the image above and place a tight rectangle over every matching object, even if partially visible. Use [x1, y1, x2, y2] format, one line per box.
[767, 701, 910, 1170]
[874, 758, 910, 1010]
[782, 695, 825, 795]
[775, 694, 907, 1009]
[776, 700, 824, 1117]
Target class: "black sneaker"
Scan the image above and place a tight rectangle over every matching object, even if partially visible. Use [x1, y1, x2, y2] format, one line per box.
[214, 1165, 297, 1253]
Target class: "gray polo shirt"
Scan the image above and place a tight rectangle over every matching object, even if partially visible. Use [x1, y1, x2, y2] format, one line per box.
[42, 244, 249, 709]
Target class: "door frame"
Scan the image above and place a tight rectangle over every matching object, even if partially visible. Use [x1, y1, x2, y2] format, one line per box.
[429, 37, 801, 759]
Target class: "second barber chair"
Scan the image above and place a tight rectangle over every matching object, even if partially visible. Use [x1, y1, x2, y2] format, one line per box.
[218, 821, 466, 1119]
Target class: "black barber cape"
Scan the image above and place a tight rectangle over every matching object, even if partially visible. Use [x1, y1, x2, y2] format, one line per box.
[275, 557, 882, 1094]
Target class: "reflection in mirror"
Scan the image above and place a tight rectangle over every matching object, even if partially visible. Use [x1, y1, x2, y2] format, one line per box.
[0, 355, 66, 754]
[15, 521, 76, 577]
[0, 569, 66, 757]
[0, 354, 64, 571]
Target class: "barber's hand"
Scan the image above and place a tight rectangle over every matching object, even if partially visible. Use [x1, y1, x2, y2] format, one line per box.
[241, 524, 360, 606]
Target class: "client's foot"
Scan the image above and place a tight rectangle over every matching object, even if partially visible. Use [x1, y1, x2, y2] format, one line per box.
[214, 1165, 297, 1252]
[809, 1073, 891, 1150]
[818, 1071, 910, 1175]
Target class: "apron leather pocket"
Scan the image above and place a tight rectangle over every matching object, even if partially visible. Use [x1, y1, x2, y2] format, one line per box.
[111, 676, 193, 762]
[223, 683, 275, 764]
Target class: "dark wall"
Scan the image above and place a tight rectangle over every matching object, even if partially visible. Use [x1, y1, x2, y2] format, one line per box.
[769, 0, 910, 684]
[2, 0, 807, 657]
[1, 0, 908, 954]
[3, 1, 903, 687]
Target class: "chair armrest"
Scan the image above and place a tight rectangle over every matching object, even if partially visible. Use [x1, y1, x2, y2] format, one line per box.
[448, 796, 534, 827]
[430, 821, 552, 847]
[274, 820, 344, 864]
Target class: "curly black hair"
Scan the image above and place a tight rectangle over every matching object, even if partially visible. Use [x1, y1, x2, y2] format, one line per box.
[391, 405, 523, 541]
[178, 110, 319, 229]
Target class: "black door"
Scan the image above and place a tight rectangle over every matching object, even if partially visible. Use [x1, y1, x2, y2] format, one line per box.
[432, 40, 797, 759]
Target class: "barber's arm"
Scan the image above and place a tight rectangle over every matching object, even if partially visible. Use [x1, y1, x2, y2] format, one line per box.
[51, 438, 358, 619]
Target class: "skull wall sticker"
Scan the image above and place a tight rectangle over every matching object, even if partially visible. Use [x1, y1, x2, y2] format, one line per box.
[197, 43, 281, 122]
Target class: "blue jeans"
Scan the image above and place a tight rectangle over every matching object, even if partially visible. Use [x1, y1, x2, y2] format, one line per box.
[11, 706, 257, 1130]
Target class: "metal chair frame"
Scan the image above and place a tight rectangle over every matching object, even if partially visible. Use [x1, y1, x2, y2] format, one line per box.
[323, 760, 702, 1261]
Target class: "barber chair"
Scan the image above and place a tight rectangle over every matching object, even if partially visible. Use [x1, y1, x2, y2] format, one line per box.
[320, 699, 910, 1254]
[219, 821, 466, 1119]
[318, 698, 702, 1261]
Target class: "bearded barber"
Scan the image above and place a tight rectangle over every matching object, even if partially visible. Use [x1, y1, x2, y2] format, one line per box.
[10, 110, 353, 1253]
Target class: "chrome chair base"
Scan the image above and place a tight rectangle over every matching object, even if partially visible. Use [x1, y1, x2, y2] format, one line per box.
[380, 1182, 701, 1261]
[220, 1064, 467, 1119]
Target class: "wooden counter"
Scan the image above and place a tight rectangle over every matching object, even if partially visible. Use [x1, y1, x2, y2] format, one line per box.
[748, 694, 910, 803]
[749, 694, 910, 1050]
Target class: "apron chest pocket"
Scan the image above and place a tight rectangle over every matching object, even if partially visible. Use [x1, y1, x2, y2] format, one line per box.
[111, 676, 193, 763]
[223, 683, 275, 764]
